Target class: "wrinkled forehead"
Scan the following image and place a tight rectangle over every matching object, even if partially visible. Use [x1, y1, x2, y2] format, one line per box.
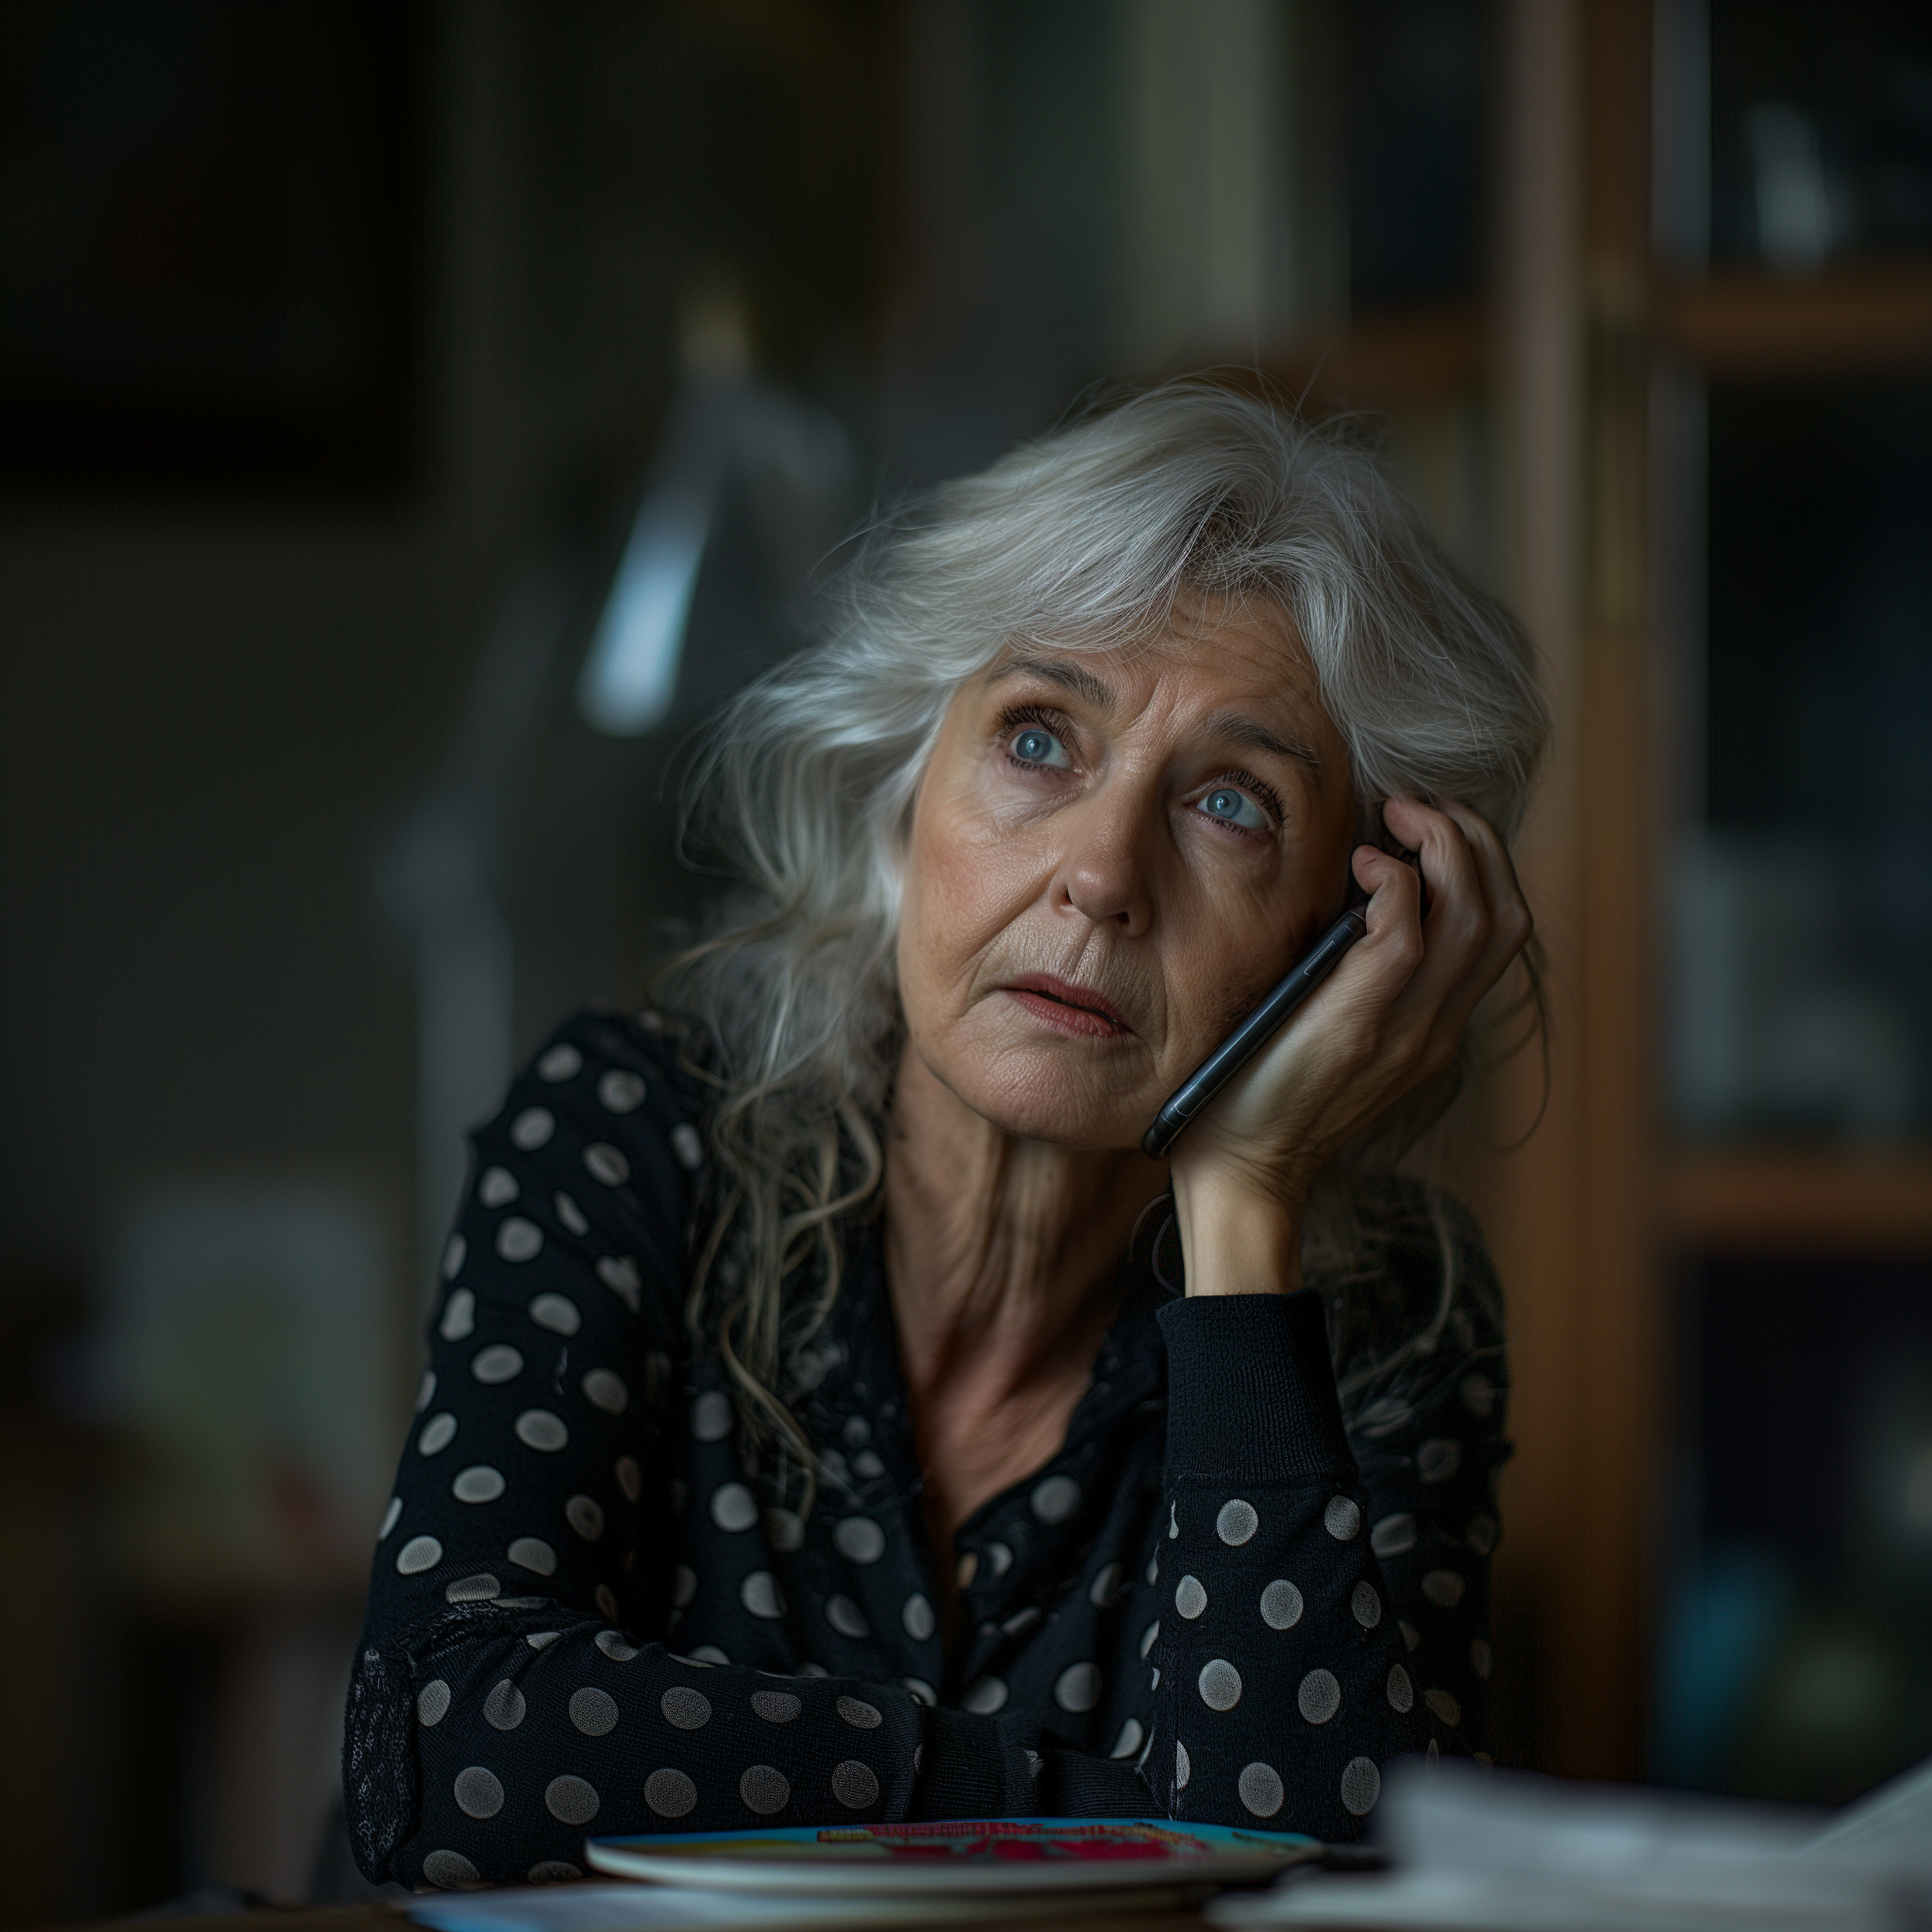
[977, 589, 1331, 728]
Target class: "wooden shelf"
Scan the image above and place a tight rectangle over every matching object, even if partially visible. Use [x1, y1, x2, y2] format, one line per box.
[1663, 1147, 1932, 1254]
[1655, 260, 1932, 379]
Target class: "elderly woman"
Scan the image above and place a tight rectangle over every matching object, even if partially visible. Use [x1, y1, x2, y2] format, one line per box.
[344, 382, 1545, 1888]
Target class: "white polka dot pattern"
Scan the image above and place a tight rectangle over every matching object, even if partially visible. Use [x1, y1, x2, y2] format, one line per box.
[1341, 1757, 1382, 1817]
[1372, 1512, 1418, 1557]
[961, 1675, 1007, 1715]
[545, 1775, 599, 1824]
[571, 1688, 619, 1736]
[597, 1069, 645, 1113]
[1216, 1499, 1258, 1545]
[396, 1535, 441, 1574]
[455, 1767, 503, 1818]
[452, 1465, 503, 1504]
[825, 1594, 870, 1640]
[1055, 1663, 1100, 1713]
[1199, 1659, 1242, 1710]
[478, 1166, 519, 1208]
[496, 1218, 542, 1263]
[741, 1572, 784, 1619]
[514, 1410, 567, 1452]
[645, 1769, 696, 1818]
[710, 1484, 757, 1532]
[1239, 1761, 1285, 1817]
[355, 1019, 1504, 1876]
[528, 1292, 579, 1335]
[471, 1344, 522, 1384]
[1324, 1495, 1362, 1541]
[581, 1368, 626, 1414]
[483, 1680, 525, 1730]
[1298, 1668, 1341, 1724]
[833, 1517, 885, 1564]
[583, 1142, 628, 1185]
[536, 1042, 582, 1081]
[691, 1391, 732, 1441]
[1030, 1474, 1080, 1523]
[1260, 1579, 1304, 1629]
[424, 1850, 478, 1889]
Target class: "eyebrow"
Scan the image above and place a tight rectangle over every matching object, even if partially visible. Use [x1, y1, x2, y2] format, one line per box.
[989, 657, 1324, 785]
[986, 656, 1116, 709]
[1204, 709, 1324, 783]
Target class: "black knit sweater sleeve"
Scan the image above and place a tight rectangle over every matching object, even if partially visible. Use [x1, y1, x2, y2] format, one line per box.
[1140, 1292, 1431, 1838]
[343, 1015, 1031, 1889]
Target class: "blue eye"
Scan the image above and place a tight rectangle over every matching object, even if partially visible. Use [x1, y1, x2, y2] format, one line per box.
[1009, 725, 1070, 769]
[1199, 786, 1268, 831]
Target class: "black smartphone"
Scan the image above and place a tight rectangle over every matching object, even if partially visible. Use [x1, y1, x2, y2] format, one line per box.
[1141, 907, 1369, 1158]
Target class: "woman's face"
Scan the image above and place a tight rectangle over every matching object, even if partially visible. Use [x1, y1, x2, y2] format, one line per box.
[896, 596, 1361, 1150]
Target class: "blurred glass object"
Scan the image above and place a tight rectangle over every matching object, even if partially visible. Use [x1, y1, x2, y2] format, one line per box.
[1709, 0, 1932, 269]
[1745, 104, 1841, 272]
[1667, 376, 1932, 1141]
[578, 291, 857, 739]
[101, 1186, 392, 1596]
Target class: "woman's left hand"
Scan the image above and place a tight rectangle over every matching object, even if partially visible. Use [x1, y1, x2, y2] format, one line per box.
[1166, 795, 1532, 1294]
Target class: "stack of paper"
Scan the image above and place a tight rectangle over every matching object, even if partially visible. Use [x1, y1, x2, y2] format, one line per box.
[1211, 1755, 1932, 1932]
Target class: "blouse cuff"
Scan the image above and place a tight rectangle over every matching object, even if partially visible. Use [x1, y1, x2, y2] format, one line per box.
[910, 1708, 1041, 1820]
[1157, 1290, 1355, 1485]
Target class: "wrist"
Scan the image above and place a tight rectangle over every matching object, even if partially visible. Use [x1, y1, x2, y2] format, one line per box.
[1169, 1166, 1306, 1296]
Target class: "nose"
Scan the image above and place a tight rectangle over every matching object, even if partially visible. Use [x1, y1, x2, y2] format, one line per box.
[1051, 784, 1158, 936]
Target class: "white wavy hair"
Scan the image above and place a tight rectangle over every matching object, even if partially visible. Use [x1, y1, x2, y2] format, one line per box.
[662, 378, 1550, 1474]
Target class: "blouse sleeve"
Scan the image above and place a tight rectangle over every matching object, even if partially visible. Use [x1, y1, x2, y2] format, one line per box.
[1341, 1225, 1510, 1767]
[343, 1015, 1034, 1889]
[1143, 1292, 1431, 1840]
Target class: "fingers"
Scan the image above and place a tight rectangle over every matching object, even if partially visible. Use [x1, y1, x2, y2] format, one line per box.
[1377, 796, 1533, 1076]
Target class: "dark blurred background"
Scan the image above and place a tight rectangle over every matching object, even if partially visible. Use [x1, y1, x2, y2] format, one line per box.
[0, 0, 1926, 1918]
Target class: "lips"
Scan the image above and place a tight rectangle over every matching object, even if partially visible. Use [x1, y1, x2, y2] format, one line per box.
[1002, 974, 1134, 1038]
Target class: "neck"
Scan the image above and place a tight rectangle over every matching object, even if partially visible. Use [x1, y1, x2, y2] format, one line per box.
[882, 1041, 1163, 1416]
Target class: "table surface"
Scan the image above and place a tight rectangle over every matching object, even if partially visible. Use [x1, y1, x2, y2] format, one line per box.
[82, 1907, 1229, 1932]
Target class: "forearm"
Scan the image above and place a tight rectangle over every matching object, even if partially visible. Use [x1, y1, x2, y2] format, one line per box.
[1169, 1167, 1306, 1296]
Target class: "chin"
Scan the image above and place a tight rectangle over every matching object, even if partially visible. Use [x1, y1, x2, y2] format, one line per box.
[940, 1041, 1150, 1151]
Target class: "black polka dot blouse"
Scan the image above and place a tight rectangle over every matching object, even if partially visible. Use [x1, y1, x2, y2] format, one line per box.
[344, 1011, 1508, 1890]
